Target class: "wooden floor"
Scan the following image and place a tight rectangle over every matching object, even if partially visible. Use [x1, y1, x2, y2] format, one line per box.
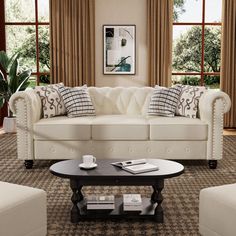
[0, 128, 4, 135]
[223, 129, 236, 135]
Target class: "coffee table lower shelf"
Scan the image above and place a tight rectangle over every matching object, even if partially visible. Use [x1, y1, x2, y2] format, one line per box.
[72, 197, 163, 222]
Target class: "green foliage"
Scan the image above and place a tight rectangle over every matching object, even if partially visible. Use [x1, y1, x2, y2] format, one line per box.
[204, 75, 220, 85]
[39, 75, 50, 84]
[19, 27, 50, 71]
[173, 26, 221, 74]
[173, 0, 185, 21]
[0, 51, 31, 116]
[173, 76, 200, 86]
[180, 76, 200, 85]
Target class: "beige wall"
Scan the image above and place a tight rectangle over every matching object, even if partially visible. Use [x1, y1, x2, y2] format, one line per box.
[95, 0, 148, 87]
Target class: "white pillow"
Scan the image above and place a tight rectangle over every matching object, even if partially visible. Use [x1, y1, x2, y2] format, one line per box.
[35, 83, 66, 118]
[176, 85, 207, 118]
[148, 85, 182, 117]
[58, 85, 95, 118]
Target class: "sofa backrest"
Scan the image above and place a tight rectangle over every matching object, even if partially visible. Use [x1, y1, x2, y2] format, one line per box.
[88, 87, 154, 115]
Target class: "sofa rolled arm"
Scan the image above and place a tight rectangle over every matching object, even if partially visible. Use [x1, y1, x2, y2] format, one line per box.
[9, 89, 42, 160]
[199, 90, 231, 160]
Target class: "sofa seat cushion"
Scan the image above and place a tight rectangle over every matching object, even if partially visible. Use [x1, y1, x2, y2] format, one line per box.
[148, 116, 208, 140]
[92, 115, 149, 140]
[34, 116, 94, 140]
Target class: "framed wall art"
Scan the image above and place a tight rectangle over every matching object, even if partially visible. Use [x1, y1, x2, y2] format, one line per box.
[103, 25, 136, 75]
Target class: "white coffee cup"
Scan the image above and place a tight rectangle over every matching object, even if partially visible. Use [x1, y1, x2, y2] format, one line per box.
[82, 155, 96, 167]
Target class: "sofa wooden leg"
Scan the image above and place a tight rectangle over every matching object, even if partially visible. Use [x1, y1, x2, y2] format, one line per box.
[208, 160, 217, 169]
[24, 160, 34, 169]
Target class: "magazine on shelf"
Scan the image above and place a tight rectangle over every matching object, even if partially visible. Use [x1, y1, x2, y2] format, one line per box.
[86, 195, 114, 204]
[123, 194, 142, 206]
[111, 159, 146, 168]
[111, 159, 159, 174]
[123, 194, 142, 212]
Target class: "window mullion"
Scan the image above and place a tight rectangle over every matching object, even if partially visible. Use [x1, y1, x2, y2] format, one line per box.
[35, 0, 40, 85]
[0, 1, 6, 51]
[201, 0, 206, 86]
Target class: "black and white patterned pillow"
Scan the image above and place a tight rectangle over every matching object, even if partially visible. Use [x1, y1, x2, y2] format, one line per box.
[58, 85, 95, 118]
[35, 83, 66, 119]
[148, 85, 182, 117]
[176, 85, 207, 118]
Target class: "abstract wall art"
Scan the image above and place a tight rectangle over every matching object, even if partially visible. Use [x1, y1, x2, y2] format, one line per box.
[103, 25, 136, 75]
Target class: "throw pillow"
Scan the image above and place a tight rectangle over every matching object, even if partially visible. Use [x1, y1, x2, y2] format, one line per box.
[58, 85, 95, 118]
[148, 85, 182, 117]
[176, 85, 207, 118]
[35, 83, 66, 119]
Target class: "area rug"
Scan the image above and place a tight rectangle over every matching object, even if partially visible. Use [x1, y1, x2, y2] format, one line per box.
[0, 134, 236, 236]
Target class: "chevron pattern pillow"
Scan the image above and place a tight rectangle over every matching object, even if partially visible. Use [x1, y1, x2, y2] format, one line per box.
[148, 85, 182, 117]
[58, 85, 95, 118]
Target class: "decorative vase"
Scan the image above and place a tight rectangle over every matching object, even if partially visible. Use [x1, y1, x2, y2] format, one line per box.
[3, 117, 16, 133]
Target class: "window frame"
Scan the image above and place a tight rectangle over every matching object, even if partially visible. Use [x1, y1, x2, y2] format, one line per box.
[4, 0, 50, 85]
[172, 0, 222, 86]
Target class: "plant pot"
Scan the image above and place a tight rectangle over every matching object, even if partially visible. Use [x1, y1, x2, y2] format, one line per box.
[3, 117, 16, 133]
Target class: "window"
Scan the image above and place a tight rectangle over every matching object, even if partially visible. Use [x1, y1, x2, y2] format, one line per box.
[4, 0, 50, 87]
[172, 0, 222, 88]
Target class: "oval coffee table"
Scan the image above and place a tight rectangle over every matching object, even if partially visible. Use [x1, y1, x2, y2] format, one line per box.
[50, 159, 184, 223]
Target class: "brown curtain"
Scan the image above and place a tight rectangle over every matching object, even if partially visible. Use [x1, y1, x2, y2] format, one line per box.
[147, 0, 173, 87]
[50, 0, 95, 86]
[220, 0, 236, 128]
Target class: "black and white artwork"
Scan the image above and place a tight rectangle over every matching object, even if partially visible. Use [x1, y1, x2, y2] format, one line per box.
[103, 25, 136, 75]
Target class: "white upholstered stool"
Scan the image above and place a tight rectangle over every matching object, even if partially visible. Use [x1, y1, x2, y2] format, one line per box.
[199, 183, 236, 236]
[0, 181, 47, 236]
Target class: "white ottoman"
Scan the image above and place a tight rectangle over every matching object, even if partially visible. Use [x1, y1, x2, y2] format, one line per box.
[199, 183, 236, 236]
[0, 181, 47, 236]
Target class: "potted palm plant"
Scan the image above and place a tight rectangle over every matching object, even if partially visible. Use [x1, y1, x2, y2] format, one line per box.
[0, 51, 31, 133]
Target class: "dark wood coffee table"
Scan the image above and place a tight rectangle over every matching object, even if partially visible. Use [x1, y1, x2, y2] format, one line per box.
[50, 159, 184, 223]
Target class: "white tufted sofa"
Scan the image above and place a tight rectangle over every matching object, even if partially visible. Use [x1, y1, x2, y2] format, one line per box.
[9, 87, 231, 169]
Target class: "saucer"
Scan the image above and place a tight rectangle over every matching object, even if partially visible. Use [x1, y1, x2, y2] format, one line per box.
[79, 163, 97, 169]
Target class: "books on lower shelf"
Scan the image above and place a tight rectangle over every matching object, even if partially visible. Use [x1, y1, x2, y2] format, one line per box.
[111, 159, 159, 174]
[123, 194, 142, 212]
[87, 203, 115, 210]
[86, 194, 143, 211]
[87, 195, 114, 204]
[86, 195, 115, 210]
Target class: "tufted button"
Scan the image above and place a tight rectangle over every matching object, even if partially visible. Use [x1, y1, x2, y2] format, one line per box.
[185, 147, 190, 153]
[147, 147, 152, 153]
[50, 146, 56, 153]
[128, 148, 133, 153]
[69, 148, 74, 153]
[109, 147, 114, 153]
[166, 148, 172, 154]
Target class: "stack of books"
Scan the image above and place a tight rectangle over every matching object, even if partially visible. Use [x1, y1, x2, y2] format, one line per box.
[123, 194, 142, 212]
[86, 195, 115, 210]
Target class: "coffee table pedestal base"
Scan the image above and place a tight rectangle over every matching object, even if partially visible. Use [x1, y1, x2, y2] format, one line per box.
[70, 179, 164, 223]
[70, 197, 163, 223]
